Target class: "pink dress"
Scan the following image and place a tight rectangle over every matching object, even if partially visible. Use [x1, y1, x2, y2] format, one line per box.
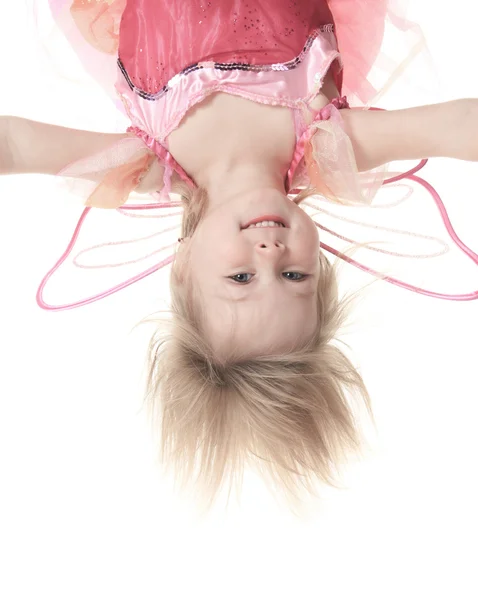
[35, 1, 478, 309]
[47, 0, 427, 209]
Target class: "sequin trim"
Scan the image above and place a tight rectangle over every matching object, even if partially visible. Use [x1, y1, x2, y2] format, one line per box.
[118, 24, 335, 101]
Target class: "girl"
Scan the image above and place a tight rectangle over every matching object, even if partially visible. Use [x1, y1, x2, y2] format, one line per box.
[2, 0, 478, 514]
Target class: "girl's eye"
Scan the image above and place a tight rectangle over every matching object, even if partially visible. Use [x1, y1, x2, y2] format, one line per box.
[229, 272, 308, 284]
[283, 272, 308, 281]
[229, 273, 252, 283]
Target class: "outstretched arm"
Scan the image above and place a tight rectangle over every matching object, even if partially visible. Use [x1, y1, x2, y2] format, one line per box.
[340, 98, 478, 172]
[0, 116, 129, 176]
[0, 116, 164, 193]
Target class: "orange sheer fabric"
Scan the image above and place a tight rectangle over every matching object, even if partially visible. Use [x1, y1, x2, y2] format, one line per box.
[304, 104, 388, 205]
[84, 152, 156, 208]
[70, 0, 126, 55]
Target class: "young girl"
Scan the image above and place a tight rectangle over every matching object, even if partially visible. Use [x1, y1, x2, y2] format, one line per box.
[2, 0, 478, 514]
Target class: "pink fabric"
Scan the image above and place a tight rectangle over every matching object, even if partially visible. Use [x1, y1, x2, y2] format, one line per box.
[47, 0, 428, 209]
[118, 0, 341, 94]
[117, 24, 344, 196]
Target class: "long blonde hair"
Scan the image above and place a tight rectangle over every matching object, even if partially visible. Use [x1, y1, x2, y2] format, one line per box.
[137, 182, 381, 516]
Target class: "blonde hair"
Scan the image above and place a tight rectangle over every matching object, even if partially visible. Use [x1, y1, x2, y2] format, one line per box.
[138, 183, 381, 516]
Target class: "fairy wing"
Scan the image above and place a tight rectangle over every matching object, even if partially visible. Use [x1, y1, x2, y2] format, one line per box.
[299, 156, 478, 302]
[36, 192, 184, 311]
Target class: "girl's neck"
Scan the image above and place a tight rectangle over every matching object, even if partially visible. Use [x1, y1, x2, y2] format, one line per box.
[166, 91, 297, 204]
[198, 156, 288, 211]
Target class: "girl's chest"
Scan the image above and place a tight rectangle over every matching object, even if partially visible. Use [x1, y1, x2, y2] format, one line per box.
[166, 92, 298, 185]
[164, 70, 339, 188]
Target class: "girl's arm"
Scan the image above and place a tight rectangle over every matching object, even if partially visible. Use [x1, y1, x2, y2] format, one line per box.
[340, 99, 478, 172]
[0, 116, 164, 193]
[0, 116, 13, 174]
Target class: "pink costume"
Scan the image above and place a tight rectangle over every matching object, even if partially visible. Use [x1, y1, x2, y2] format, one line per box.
[34, 0, 478, 308]
[48, 0, 418, 208]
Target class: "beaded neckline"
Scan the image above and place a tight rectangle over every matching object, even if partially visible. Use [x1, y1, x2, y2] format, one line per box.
[118, 24, 335, 101]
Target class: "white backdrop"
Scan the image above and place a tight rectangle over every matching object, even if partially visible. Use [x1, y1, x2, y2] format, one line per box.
[0, 2, 477, 599]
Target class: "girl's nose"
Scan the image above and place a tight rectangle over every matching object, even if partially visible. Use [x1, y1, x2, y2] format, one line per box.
[254, 240, 285, 253]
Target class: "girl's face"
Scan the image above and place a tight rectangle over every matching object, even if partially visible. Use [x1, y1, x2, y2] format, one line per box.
[186, 188, 320, 359]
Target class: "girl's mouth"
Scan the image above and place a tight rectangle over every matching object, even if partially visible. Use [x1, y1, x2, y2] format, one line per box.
[241, 215, 289, 229]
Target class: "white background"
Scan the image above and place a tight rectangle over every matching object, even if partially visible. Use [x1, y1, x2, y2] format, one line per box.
[0, 1, 477, 599]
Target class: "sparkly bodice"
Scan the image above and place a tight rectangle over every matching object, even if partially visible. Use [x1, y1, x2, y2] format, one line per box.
[117, 0, 341, 96]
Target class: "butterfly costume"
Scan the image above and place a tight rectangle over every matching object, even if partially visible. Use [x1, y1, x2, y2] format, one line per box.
[33, 0, 478, 309]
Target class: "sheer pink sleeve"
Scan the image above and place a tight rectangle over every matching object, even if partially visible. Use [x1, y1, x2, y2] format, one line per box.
[304, 101, 389, 205]
[55, 133, 159, 209]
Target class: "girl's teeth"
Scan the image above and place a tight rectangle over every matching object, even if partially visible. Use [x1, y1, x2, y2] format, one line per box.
[247, 221, 284, 228]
